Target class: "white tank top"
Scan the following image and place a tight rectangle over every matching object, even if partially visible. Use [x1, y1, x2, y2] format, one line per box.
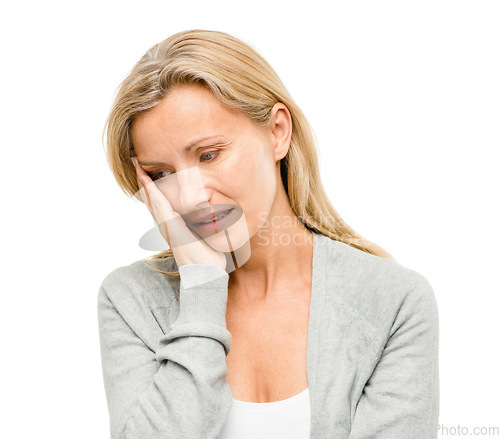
[220, 387, 311, 438]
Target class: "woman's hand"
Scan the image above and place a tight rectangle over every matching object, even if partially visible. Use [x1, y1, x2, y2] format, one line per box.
[132, 157, 227, 271]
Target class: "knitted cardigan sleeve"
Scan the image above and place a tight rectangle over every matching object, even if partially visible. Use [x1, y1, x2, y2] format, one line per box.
[348, 272, 440, 439]
[97, 263, 232, 439]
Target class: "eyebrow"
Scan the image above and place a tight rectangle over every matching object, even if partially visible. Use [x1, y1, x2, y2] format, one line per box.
[136, 135, 227, 167]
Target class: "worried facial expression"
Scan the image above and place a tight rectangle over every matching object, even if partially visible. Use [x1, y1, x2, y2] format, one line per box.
[130, 83, 282, 253]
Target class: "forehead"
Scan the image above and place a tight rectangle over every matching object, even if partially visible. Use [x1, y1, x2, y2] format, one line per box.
[131, 84, 245, 148]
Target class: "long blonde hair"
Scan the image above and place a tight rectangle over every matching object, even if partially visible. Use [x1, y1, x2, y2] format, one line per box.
[103, 29, 394, 276]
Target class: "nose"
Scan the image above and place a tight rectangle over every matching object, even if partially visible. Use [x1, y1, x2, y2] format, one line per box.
[176, 166, 210, 212]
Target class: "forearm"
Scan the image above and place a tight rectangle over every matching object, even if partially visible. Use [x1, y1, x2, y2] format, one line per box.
[98, 264, 233, 439]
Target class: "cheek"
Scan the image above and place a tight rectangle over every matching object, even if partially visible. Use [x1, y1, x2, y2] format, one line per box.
[213, 142, 277, 208]
[239, 152, 277, 214]
[236, 143, 276, 184]
[231, 161, 275, 205]
[249, 147, 277, 193]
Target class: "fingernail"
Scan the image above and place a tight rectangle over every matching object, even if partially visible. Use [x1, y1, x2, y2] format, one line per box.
[131, 156, 137, 168]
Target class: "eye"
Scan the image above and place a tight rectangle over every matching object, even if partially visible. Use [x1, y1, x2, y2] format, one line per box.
[147, 150, 220, 181]
[148, 171, 173, 181]
[200, 150, 220, 162]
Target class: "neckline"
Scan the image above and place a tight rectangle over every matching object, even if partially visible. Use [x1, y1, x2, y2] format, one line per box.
[231, 386, 310, 410]
[306, 232, 327, 433]
[229, 232, 327, 417]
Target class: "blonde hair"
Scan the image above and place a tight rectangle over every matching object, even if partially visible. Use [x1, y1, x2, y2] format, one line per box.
[103, 29, 394, 276]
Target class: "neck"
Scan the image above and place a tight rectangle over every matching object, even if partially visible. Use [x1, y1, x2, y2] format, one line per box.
[228, 187, 314, 304]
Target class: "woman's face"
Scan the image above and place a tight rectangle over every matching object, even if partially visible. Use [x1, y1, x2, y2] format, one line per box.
[130, 83, 286, 253]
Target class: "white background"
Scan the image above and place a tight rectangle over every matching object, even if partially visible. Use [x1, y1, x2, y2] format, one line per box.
[1, 1, 499, 437]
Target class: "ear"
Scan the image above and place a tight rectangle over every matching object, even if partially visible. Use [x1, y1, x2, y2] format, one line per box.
[269, 103, 292, 162]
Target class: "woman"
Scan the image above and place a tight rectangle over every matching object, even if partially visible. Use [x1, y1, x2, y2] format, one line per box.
[98, 29, 439, 439]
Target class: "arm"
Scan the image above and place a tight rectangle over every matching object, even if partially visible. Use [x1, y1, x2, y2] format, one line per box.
[97, 264, 233, 439]
[349, 273, 440, 439]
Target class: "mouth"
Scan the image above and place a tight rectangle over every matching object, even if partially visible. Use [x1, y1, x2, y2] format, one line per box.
[190, 208, 235, 232]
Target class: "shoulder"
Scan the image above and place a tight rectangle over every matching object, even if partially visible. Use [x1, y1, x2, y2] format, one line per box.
[318, 234, 438, 339]
[97, 256, 181, 349]
[97, 257, 181, 345]
[99, 256, 180, 308]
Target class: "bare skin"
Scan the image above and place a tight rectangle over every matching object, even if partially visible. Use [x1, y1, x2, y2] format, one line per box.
[225, 232, 313, 402]
[131, 82, 314, 402]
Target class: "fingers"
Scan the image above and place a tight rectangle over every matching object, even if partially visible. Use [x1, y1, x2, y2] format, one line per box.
[129, 154, 229, 270]
[132, 157, 180, 249]
[137, 178, 153, 215]
[141, 178, 178, 223]
[132, 157, 173, 219]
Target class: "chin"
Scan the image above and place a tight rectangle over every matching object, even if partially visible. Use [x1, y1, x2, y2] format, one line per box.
[203, 214, 250, 253]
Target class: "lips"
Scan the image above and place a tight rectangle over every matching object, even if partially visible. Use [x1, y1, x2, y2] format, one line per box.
[182, 204, 243, 237]
[191, 208, 233, 224]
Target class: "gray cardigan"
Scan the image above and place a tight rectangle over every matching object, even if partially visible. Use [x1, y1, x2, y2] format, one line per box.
[97, 232, 439, 438]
